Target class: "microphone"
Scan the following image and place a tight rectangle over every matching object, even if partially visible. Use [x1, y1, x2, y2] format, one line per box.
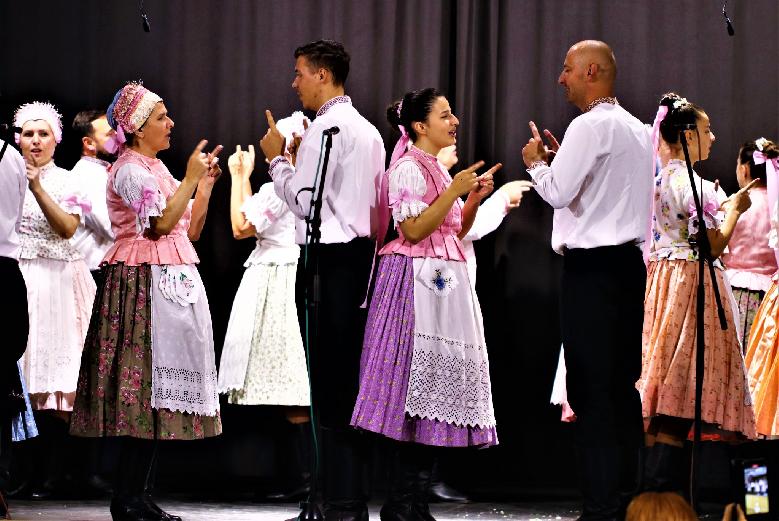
[140, 0, 151, 32]
[323, 126, 340, 136]
[723, 1, 735, 36]
[0, 124, 21, 134]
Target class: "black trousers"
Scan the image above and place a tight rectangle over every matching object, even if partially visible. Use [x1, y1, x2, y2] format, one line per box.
[0, 257, 28, 488]
[295, 237, 374, 506]
[561, 244, 645, 517]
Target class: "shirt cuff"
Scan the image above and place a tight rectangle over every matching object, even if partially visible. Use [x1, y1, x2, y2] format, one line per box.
[526, 161, 550, 181]
[268, 156, 291, 179]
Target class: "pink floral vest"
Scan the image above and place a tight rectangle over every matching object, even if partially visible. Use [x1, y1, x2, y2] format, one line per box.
[378, 147, 466, 261]
[101, 148, 199, 266]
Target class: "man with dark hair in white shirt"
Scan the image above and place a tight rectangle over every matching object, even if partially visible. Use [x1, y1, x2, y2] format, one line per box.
[522, 40, 653, 521]
[260, 39, 385, 521]
[0, 140, 30, 516]
[70, 111, 116, 279]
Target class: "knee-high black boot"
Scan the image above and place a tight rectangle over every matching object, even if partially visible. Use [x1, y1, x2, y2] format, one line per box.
[142, 440, 181, 521]
[641, 442, 686, 494]
[411, 447, 435, 521]
[110, 437, 158, 521]
[380, 444, 418, 521]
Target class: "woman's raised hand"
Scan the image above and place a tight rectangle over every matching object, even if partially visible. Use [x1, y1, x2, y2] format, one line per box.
[449, 161, 484, 197]
[186, 140, 213, 183]
[730, 178, 760, 215]
[25, 155, 41, 188]
[228, 144, 255, 179]
[473, 163, 502, 200]
[499, 180, 534, 208]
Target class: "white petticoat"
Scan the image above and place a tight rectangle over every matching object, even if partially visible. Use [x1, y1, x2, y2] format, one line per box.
[18, 257, 96, 400]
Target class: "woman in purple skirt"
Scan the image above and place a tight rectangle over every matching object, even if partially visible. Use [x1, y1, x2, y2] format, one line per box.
[351, 88, 500, 520]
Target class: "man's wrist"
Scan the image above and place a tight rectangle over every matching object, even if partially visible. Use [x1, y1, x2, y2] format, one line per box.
[525, 160, 548, 173]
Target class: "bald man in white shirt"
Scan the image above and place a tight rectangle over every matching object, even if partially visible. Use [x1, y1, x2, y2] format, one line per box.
[522, 41, 653, 521]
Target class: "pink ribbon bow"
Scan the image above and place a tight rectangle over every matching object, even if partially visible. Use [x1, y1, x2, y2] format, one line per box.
[754, 150, 779, 264]
[104, 124, 127, 154]
[61, 193, 92, 215]
[130, 186, 158, 215]
[643, 105, 669, 265]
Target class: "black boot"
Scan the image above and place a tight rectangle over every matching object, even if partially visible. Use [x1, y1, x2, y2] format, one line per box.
[412, 457, 436, 521]
[263, 421, 312, 502]
[428, 459, 468, 503]
[142, 441, 181, 521]
[321, 427, 368, 521]
[380, 447, 419, 521]
[111, 437, 161, 521]
[642, 442, 685, 494]
[576, 446, 621, 521]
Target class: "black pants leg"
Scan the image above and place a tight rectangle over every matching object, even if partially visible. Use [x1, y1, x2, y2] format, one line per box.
[562, 245, 645, 520]
[295, 239, 374, 514]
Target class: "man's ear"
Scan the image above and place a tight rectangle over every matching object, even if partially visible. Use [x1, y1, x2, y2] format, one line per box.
[82, 136, 96, 155]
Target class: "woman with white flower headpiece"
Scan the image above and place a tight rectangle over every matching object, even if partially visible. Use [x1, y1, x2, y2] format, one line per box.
[638, 93, 757, 491]
[13, 101, 95, 497]
[722, 138, 779, 348]
[350, 88, 500, 520]
[217, 112, 312, 500]
[740, 138, 779, 437]
[69, 81, 223, 521]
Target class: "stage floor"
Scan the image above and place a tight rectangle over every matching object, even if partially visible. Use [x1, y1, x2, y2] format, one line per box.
[6, 499, 583, 520]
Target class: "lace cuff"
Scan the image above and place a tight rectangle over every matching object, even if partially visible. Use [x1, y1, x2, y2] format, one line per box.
[114, 164, 166, 234]
[60, 192, 92, 216]
[389, 160, 428, 224]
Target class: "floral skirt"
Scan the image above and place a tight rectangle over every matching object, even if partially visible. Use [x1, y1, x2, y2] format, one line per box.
[638, 259, 756, 439]
[70, 263, 221, 440]
[745, 280, 779, 436]
[351, 254, 497, 447]
[732, 286, 766, 350]
[218, 262, 310, 406]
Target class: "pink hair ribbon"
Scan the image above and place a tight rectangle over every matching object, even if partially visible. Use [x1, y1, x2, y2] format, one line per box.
[754, 150, 779, 264]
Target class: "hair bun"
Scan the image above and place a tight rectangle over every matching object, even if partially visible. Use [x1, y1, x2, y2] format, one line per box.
[659, 92, 684, 108]
[386, 100, 402, 127]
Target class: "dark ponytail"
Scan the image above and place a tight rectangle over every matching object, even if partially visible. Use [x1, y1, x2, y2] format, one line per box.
[658, 92, 705, 145]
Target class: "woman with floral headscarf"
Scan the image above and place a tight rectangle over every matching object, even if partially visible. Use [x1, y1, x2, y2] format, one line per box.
[69, 82, 223, 521]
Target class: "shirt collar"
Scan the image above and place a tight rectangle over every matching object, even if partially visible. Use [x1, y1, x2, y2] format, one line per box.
[316, 95, 352, 117]
[584, 96, 618, 113]
[80, 156, 111, 168]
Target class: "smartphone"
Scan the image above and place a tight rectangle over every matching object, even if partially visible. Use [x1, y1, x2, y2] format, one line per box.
[734, 458, 770, 520]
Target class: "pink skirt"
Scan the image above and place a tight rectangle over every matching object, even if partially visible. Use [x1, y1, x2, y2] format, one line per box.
[638, 259, 756, 439]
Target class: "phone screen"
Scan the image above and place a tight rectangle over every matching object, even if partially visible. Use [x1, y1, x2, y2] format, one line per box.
[744, 462, 769, 515]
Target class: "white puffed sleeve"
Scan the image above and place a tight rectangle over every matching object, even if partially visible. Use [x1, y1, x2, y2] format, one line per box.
[112, 163, 166, 234]
[388, 160, 428, 225]
[241, 182, 288, 234]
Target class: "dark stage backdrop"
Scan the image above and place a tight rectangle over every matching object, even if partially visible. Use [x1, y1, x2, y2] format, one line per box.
[1, 0, 777, 497]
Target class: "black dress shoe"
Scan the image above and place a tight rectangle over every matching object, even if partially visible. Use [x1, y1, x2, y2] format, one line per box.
[261, 481, 312, 502]
[429, 481, 469, 503]
[110, 495, 163, 521]
[142, 494, 181, 521]
[323, 502, 369, 521]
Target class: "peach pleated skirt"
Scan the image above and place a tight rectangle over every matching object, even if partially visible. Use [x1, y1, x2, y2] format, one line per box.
[745, 279, 779, 436]
[638, 259, 757, 439]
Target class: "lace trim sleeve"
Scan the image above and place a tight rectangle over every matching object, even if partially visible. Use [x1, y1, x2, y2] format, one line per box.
[240, 182, 287, 234]
[388, 160, 428, 224]
[113, 163, 166, 234]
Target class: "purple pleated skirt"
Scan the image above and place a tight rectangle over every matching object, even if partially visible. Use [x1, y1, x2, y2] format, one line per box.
[350, 254, 498, 447]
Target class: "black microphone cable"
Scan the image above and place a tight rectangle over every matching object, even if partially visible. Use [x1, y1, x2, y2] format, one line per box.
[723, 0, 735, 36]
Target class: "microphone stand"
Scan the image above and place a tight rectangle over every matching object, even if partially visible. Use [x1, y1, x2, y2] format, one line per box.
[679, 129, 728, 512]
[295, 130, 336, 521]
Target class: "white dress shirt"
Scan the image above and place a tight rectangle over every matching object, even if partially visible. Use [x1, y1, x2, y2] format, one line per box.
[0, 141, 26, 260]
[462, 190, 510, 286]
[70, 156, 114, 269]
[269, 96, 386, 245]
[529, 103, 653, 254]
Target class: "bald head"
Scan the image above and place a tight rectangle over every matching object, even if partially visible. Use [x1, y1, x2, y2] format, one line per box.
[568, 40, 617, 83]
[559, 40, 617, 110]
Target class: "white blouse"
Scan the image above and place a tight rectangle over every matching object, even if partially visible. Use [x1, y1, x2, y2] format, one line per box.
[241, 183, 299, 266]
[19, 163, 89, 262]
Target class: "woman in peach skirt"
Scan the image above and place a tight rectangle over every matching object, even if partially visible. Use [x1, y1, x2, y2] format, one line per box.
[638, 93, 758, 491]
[743, 139, 779, 437]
